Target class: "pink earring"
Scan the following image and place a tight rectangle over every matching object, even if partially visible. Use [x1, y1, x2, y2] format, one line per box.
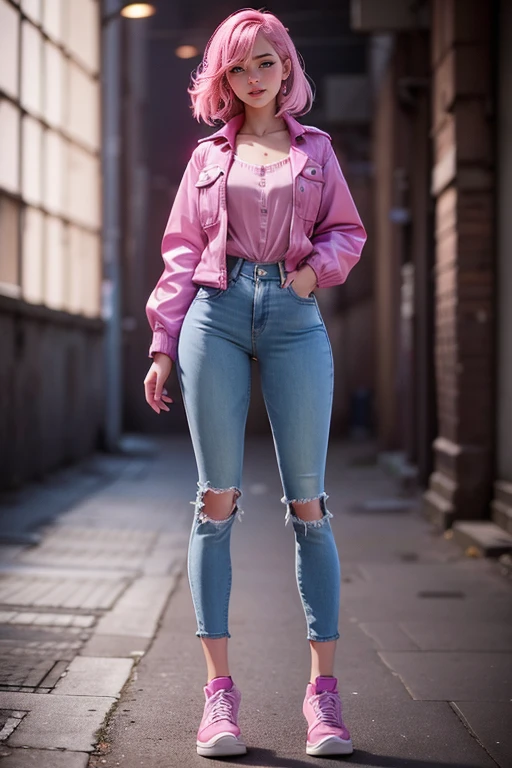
[281, 79, 288, 95]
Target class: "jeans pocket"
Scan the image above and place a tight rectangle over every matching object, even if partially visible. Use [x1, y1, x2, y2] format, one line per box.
[194, 274, 239, 302]
[195, 285, 224, 301]
[286, 283, 316, 303]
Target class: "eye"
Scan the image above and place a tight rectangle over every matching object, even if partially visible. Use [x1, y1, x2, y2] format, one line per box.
[260, 61, 274, 68]
[229, 65, 244, 74]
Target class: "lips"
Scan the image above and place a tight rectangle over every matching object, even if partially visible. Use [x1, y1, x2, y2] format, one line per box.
[248, 89, 265, 97]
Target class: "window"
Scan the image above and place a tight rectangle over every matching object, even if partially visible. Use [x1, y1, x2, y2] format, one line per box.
[1, 1, 101, 313]
[21, 21, 42, 116]
[67, 60, 99, 149]
[42, 0, 63, 44]
[0, 100, 20, 194]
[44, 41, 64, 128]
[0, 0, 20, 99]
[68, 0, 100, 75]
[0, 196, 20, 294]
[44, 215, 65, 310]
[21, 0, 41, 24]
[43, 129, 65, 215]
[21, 206, 44, 304]
[67, 144, 100, 229]
[22, 115, 42, 205]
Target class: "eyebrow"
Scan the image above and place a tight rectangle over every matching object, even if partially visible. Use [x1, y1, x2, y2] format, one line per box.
[252, 53, 275, 60]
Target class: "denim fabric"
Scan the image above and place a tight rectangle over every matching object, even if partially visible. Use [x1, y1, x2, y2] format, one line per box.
[176, 257, 340, 641]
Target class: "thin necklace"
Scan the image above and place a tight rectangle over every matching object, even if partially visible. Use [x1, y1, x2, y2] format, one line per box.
[238, 127, 287, 137]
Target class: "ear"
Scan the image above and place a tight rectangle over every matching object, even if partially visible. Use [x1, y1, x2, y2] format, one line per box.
[282, 57, 291, 79]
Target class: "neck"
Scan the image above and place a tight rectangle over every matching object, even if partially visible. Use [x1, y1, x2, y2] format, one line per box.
[240, 100, 286, 136]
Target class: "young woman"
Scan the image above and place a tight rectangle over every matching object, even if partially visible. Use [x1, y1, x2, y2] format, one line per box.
[144, 8, 366, 759]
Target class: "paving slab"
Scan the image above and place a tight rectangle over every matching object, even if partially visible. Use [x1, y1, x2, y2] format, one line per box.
[94, 574, 179, 638]
[142, 532, 188, 577]
[401, 620, 512, 651]
[0, 624, 86, 689]
[358, 561, 511, 594]
[0, 691, 116, 751]
[378, 651, 512, 701]
[347, 699, 498, 768]
[79, 633, 151, 658]
[17, 526, 158, 571]
[0, 573, 129, 610]
[452, 701, 512, 768]
[51, 656, 134, 697]
[0, 747, 89, 767]
[359, 622, 420, 650]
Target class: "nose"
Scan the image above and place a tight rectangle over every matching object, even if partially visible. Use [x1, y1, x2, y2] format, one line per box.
[247, 69, 259, 84]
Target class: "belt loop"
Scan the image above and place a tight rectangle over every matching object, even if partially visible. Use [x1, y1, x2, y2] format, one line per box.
[278, 260, 286, 287]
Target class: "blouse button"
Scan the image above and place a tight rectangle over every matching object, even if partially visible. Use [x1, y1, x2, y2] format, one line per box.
[310, 169, 317, 175]
[259, 180, 266, 187]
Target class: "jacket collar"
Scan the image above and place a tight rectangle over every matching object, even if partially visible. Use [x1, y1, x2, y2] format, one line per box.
[197, 111, 324, 149]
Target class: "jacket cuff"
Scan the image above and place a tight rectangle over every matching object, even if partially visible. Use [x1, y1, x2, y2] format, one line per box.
[148, 330, 177, 361]
[304, 252, 328, 288]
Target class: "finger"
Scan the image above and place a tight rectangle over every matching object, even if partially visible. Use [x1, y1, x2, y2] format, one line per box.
[156, 391, 172, 410]
[283, 270, 297, 289]
[154, 379, 163, 402]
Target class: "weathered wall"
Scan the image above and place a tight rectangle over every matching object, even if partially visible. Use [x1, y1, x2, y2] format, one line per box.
[0, 297, 105, 489]
[424, 0, 495, 526]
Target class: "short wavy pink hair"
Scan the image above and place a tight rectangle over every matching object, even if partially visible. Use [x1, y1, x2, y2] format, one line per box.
[189, 8, 314, 125]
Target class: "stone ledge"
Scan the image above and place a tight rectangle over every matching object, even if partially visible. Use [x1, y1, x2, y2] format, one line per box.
[0, 691, 116, 751]
[452, 521, 512, 558]
[423, 488, 455, 530]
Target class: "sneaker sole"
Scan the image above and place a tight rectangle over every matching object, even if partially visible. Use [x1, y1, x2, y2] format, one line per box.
[306, 737, 353, 756]
[197, 735, 247, 757]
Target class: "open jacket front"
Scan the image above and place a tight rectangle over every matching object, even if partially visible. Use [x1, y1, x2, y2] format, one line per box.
[146, 111, 367, 361]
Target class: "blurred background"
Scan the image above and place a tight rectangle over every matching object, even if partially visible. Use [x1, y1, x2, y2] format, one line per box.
[0, 0, 510, 537]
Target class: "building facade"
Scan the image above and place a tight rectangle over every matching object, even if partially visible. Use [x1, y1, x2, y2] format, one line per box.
[353, 0, 512, 542]
[0, 0, 104, 489]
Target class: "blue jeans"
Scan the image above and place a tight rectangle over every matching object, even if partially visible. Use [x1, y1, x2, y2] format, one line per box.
[176, 256, 340, 642]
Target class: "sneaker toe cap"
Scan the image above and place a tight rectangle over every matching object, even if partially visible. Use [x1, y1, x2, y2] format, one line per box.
[198, 721, 240, 744]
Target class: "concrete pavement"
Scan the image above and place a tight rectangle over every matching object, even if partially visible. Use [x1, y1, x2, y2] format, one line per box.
[0, 436, 511, 767]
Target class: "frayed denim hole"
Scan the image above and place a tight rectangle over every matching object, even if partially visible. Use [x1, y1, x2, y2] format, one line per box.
[283, 492, 333, 536]
[190, 482, 244, 525]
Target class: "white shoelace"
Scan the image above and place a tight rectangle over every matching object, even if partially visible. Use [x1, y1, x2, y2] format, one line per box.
[312, 691, 341, 728]
[206, 689, 237, 725]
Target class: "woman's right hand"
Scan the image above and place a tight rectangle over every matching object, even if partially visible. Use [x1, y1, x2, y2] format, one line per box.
[144, 352, 174, 414]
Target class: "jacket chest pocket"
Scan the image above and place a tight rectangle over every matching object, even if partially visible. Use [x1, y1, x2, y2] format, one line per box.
[195, 165, 224, 228]
[295, 164, 324, 225]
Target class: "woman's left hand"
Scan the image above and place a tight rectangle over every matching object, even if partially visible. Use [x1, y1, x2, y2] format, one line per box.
[283, 264, 318, 298]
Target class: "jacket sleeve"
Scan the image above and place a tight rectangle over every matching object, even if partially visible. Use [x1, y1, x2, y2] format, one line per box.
[145, 147, 207, 361]
[305, 144, 367, 288]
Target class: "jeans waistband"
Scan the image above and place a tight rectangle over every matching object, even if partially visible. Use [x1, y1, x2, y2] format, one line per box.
[226, 255, 286, 284]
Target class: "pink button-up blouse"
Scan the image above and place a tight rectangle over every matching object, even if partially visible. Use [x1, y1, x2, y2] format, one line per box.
[226, 155, 293, 262]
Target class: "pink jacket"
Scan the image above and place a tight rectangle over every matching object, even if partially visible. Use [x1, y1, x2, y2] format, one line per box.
[146, 111, 367, 361]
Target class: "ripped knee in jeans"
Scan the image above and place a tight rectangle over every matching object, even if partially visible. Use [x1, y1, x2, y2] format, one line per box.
[282, 492, 333, 535]
[191, 481, 244, 524]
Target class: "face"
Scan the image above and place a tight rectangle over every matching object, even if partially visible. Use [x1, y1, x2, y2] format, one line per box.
[225, 30, 291, 109]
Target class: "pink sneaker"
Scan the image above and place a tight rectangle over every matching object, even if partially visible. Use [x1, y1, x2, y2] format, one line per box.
[196, 676, 247, 757]
[303, 676, 353, 756]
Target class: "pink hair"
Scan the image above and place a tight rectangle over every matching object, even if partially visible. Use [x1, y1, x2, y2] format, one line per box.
[188, 8, 314, 125]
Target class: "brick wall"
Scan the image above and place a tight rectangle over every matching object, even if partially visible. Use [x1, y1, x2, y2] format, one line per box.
[424, 0, 495, 526]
